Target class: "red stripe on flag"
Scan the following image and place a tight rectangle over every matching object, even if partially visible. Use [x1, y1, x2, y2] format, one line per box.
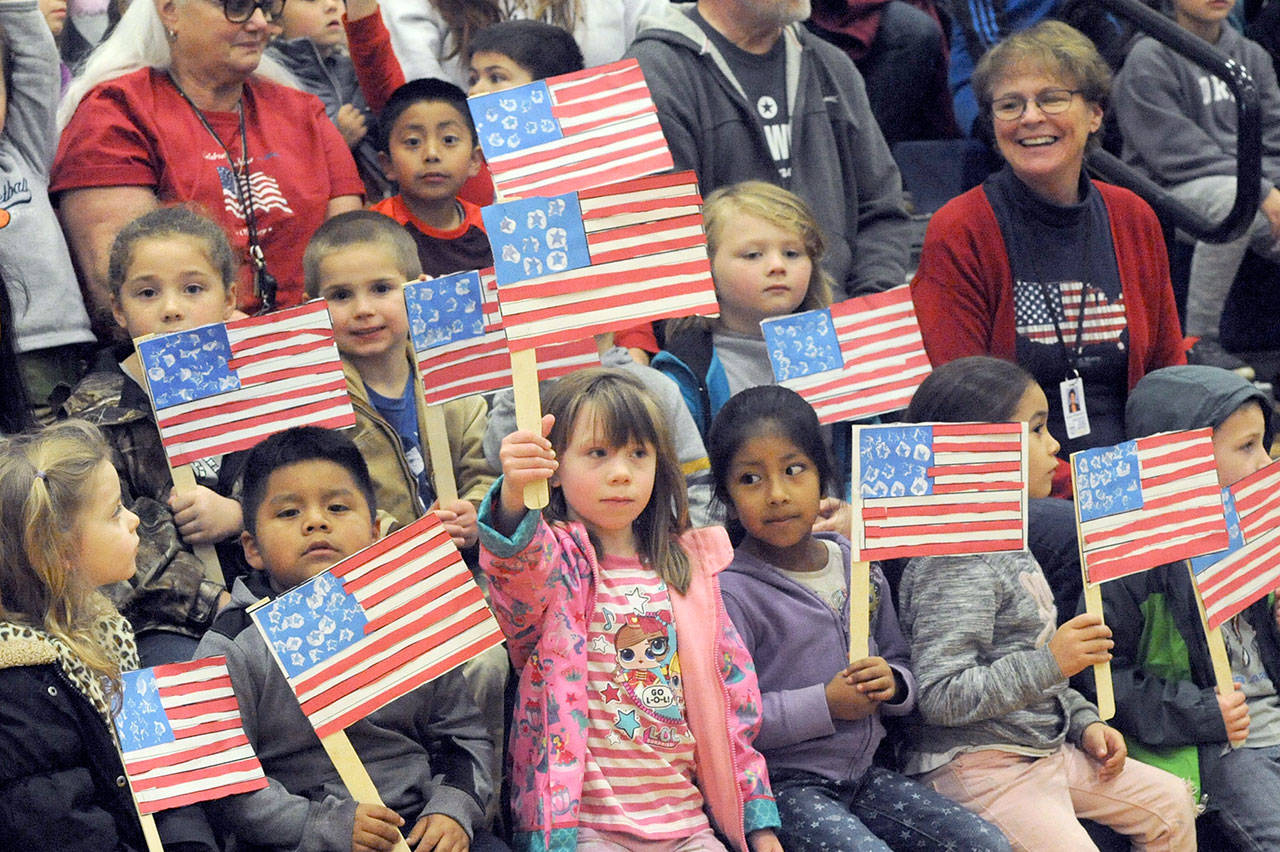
[137, 776, 268, 815]
[314, 631, 504, 738]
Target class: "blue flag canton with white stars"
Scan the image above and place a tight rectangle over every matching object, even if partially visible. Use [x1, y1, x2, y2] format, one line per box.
[761, 309, 842, 381]
[469, 82, 562, 158]
[859, 425, 934, 499]
[482, 193, 591, 287]
[405, 270, 486, 351]
[1074, 441, 1143, 523]
[138, 323, 240, 409]
[115, 669, 175, 753]
[256, 572, 369, 679]
[1192, 488, 1244, 574]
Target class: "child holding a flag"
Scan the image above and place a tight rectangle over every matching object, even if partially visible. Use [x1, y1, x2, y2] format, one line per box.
[195, 426, 503, 852]
[897, 357, 1195, 850]
[705, 384, 1011, 851]
[0, 420, 149, 849]
[1079, 365, 1280, 847]
[61, 206, 243, 666]
[482, 369, 783, 852]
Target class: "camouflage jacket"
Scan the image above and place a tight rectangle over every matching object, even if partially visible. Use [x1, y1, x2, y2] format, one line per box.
[62, 355, 226, 640]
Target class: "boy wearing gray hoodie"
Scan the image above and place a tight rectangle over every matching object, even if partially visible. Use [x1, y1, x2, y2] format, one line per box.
[1075, 365, 1280, 848]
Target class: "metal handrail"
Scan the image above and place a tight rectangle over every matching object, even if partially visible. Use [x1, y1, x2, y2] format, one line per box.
[1081, 0, 1261, 243]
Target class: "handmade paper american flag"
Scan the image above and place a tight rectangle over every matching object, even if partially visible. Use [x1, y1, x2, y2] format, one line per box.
[250, 514, 504, 739]
[762, 286, 932, 424]
[113, 658, 267, 814]
[486, 171, 718, 351]
[217, 167, 293, 218]
[468, 59, 672, 199]
[137, 301, 355, 467]
[1191, 460, 1280, 628]
[408, 269, 598, 405]
[1074, 429, 1229, 584]
[852, 422, 1028, 561]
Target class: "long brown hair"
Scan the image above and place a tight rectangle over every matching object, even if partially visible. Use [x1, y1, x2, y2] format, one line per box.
[435, 0, 581, 62]
[0, 421, 125, 695]
[541, 369, 692, 593]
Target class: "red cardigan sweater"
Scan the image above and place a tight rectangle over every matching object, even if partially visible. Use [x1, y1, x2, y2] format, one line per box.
[909, 179, 1186, 493]
[910, 179, 1185, 390]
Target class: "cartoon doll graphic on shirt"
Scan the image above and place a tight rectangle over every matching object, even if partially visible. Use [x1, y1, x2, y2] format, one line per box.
[610, 612, 685, 728]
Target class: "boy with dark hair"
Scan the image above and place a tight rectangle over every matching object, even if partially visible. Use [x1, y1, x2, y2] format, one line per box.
[372, 79, 492, 277]
[1076, 365, 1280, 848]
[196, 426, 504, 852]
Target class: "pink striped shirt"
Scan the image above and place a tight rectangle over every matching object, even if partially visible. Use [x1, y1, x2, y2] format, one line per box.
[577, 556, 709, 838]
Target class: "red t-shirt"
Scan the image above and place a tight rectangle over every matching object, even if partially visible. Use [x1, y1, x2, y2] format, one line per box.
[371, 194, 493, 277]
[51, 68, 364, 312]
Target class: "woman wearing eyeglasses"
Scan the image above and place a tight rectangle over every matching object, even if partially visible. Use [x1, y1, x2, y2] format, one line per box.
[49, 0, 364, 330]
[910, 20, 1185, 495]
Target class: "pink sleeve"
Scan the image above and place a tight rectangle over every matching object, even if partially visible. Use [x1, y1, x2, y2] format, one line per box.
[344, 8, 404, 115]
[717, 595, 780, 834]
[480, 515, 574, 671]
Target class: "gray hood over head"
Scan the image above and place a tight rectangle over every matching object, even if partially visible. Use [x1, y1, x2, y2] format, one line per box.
[1125, 365, 1272, 449]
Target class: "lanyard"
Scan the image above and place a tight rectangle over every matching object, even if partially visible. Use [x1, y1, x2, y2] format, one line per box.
[1034, 273, 1090, 378]
[168, 74, 278, 313]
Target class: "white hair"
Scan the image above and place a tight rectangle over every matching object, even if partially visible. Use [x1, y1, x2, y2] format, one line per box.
[58, 0, 297, 130]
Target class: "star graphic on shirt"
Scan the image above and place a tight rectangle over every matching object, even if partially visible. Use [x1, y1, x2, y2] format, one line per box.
[614, 709, 641, 738]
[623, 587, 651, 610]
[607, 731, 623, 746]
[589, 635, 612, 655]
[600, 684, 622, 704]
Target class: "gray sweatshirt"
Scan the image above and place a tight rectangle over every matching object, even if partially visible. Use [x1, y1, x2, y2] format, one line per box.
[898, 550, 1101, 775]
[0, 0, 93, 353]
[196, 577, 492, 851]
[1114, 25, 1280, 201]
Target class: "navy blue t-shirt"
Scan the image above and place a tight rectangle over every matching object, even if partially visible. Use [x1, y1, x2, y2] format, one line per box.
[366, 376, 434, 511]
[984, 166, 1130, 456]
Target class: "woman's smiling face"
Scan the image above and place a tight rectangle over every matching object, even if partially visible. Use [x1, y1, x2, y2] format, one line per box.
[990, 67, 1102, 205]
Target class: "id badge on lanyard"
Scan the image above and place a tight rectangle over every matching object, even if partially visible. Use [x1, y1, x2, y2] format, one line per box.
[1060, 373, 1091, 439]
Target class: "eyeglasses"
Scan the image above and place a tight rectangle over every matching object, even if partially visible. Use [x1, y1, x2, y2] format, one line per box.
[221, 0, 285, 23]
[990, 88, 1084, 121]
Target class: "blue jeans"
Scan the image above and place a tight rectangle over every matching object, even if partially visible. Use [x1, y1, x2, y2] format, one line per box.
[1203, 743, 1280, 851]
[772, 766, 1011, 852]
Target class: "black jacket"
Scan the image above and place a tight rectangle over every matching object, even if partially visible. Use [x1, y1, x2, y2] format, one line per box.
[0, 650, 144, 851]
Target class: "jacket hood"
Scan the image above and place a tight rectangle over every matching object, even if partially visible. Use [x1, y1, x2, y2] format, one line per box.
[632, 3, 711, 51]
[1125, 365, 1273, 449]
[725, 531, 850, 592]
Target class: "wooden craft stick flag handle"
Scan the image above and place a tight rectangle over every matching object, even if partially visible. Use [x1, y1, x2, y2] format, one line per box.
[1185, 562, 1241, 744]
[1083, 582, 1115, 720]
[510, 349, 549, 509]
[170, 464, 226, 587]
[848, 560, 871, 663]
[423, 403, 459, 505]
[139, 810, 164, 852]
[322, 731, 412, 852]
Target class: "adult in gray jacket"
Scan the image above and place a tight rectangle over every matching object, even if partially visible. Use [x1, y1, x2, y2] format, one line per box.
[627, 0, 911, 300]
[1114, 0, 1280, 374]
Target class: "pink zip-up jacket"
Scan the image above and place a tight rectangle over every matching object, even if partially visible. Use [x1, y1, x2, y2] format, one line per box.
[478, 489, 780, 852]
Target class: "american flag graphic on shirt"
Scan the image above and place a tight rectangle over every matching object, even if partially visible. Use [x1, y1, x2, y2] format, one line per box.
[217, 166, 293, 219]
[1192, 460, 1280, 628]
[1014, 280, 1127, 348]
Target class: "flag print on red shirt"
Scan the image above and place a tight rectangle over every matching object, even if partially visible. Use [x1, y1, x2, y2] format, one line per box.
[578, 556, 710, 839]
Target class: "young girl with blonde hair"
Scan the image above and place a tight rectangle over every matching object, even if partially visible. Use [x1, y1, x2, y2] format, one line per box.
[653, 180, 834, 438]
[0, 420, 144, 847]
[481, 368, 782, 852]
